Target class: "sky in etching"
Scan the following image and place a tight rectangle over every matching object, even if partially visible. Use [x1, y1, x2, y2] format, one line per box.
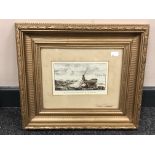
[53, 62, 108, 84]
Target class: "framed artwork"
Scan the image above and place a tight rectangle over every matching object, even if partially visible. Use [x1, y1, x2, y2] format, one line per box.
[15, 23, 149, 129]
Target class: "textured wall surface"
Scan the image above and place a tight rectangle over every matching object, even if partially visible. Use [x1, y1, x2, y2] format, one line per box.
[0, 19, 155, 86]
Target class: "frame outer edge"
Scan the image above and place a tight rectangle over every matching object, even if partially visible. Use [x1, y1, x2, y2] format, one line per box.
[133, 26, 149, 128]
[15, 24, 29, 128]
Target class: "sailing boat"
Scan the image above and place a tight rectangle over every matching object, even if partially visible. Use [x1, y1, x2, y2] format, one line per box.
[79, 68, 97, 89]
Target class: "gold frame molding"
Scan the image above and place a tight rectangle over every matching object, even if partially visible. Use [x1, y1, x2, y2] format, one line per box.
[15, 23, 149, 129]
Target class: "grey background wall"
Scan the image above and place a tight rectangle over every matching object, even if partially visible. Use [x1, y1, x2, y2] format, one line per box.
[0, 19, 155, 87]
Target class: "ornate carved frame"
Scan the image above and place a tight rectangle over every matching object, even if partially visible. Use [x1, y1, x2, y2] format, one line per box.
[15, 23, 149, 129]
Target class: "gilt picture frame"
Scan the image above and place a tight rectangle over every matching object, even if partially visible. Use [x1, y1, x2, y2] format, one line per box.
[15, 23, 149, 129]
